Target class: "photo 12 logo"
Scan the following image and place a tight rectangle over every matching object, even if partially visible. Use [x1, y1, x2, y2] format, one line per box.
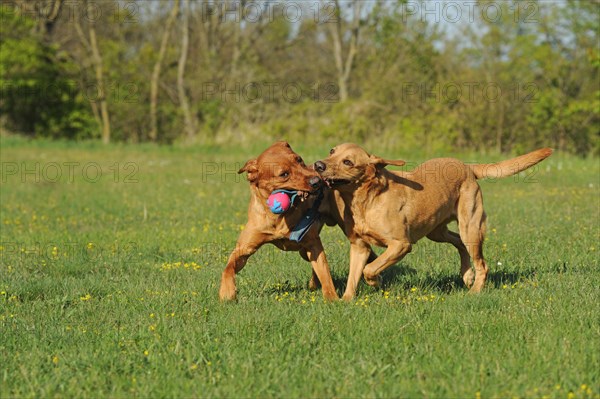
[0, 162, 139, 184]
[201, 81, 339, 104]
[0, 1, 139, 24]
[198, 1, 344, 24]
[397, 1, 539, 24]
[0, 80, 140, 104]
[0, 241, 141, 265]
[401, 82, 539, 104]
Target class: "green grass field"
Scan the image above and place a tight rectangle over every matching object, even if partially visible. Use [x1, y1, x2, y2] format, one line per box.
[1, 136, 598, 398]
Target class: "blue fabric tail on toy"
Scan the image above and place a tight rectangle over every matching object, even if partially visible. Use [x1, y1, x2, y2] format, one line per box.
[289, 190, 323, 243]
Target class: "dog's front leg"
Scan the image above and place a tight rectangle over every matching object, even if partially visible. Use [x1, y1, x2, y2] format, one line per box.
[342, 240, 372, 301]
[363, 241, 412, 287]
[304, 242, 338, 301]
[219, 229, 263, 301]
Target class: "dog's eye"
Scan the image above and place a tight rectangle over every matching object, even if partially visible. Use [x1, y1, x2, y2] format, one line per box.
[343, 159, 354, 167]
[296, 157, 304, 164]
[279, 171, 289, 178]
[329, 148, 335, 155]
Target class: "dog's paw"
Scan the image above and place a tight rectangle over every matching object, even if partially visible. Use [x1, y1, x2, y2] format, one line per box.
[219, 291, 237, 302]
[364, 274, 382, 288]
[322, 290, 340, 302]
[218, 281, 237, 302]
[308, 277, 321, 291]
[342, 293, 355, 302]
[463, 269, 475, 289]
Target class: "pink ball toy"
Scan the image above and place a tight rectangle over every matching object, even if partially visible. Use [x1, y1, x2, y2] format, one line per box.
[267, 192, 292, 214]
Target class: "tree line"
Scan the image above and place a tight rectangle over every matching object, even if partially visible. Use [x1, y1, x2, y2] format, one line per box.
[0, 0, 598, 154]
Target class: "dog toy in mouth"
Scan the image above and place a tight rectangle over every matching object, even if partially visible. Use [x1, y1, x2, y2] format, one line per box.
[267, 191, 292, 214]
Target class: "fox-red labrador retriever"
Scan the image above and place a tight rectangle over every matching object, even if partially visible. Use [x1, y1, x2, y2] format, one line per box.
[315, 144, 552, 300]
[219, 142, 340, 301]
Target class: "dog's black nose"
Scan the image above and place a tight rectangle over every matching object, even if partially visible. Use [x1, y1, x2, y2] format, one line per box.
[314, 161, 326, 173]
[308, 176, 322, 189]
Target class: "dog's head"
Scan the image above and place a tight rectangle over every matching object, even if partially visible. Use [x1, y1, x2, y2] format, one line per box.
[239, 141, 322, 194]
[314, 143, 405, 190]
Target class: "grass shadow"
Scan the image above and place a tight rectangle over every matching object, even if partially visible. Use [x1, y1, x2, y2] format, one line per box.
[379, 263, 539, 294]
[261, 264, 539, 297]
[486, 268, 538, 288]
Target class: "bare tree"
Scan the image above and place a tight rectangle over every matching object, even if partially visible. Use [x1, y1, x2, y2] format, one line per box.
[177, 0, 196, 139]
[327, 0, 362, 102]
[75, 0, 111, 144]
[149, 0, 180, 141]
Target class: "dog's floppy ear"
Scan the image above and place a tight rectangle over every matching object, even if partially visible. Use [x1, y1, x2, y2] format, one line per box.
[238, 159, 258, 182]
[369, 155, 406, 168]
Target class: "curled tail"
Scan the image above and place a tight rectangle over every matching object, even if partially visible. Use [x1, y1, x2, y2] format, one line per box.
[470, 148, 553, 179]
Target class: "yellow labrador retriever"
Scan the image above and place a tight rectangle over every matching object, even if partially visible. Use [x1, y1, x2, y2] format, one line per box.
[314, 144, 552, 300]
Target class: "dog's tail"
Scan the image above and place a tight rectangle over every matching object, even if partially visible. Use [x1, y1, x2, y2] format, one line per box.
[470, 148, 553, 180]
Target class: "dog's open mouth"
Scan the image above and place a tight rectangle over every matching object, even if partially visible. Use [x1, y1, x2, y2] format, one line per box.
[280, 189, 311, 202]
[324, 178, 351, 188]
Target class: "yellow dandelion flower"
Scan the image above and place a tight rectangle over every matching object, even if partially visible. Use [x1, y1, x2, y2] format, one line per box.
[80, 294, 92, 301]
[52, 356, 59, 365]
[143, 350, 149, 356]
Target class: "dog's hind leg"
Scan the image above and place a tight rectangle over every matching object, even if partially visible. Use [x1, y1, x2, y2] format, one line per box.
[427, 224, 474, 288]
[301, 249, 321, 291]
[456, 186, 488, 293]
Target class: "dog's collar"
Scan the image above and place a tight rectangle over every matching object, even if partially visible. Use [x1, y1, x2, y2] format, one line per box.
[289, 189, 323, 243]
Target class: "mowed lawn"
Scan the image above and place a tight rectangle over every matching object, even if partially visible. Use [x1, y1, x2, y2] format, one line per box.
[1, 136, 598, 398]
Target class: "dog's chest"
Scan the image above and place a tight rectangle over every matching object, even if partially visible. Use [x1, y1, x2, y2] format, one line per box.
[349, 197, 408, 247]
[271, 238, 303, 251]
[353, 219, 388, 247]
